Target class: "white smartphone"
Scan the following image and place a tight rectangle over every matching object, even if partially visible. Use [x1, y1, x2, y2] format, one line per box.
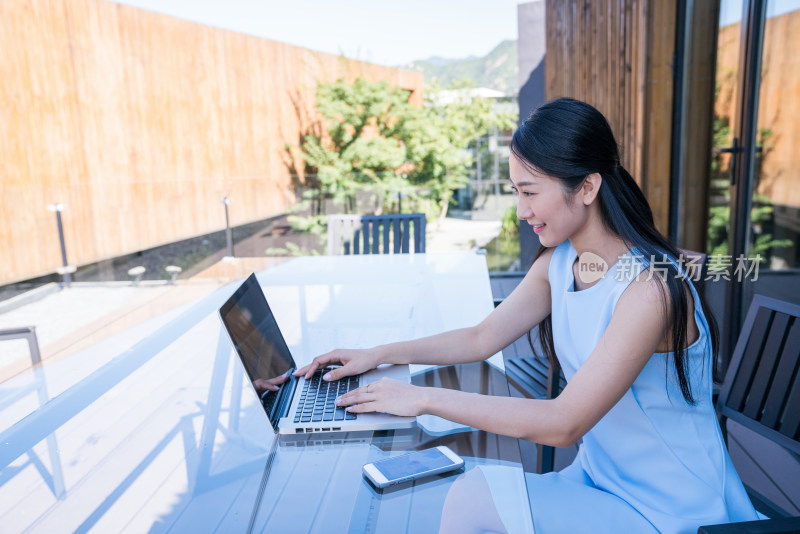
[362, 446, 465, 488]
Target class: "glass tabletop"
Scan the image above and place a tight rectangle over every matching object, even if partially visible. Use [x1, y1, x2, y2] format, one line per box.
[0, 254, 533, 533]
[253, 362, 530, 533]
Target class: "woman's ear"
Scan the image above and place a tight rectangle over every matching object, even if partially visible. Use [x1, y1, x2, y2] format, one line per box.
[581, 173, 602, 205]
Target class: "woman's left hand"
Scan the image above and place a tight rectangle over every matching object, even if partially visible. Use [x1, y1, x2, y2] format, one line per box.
[336, 377, 426, 417]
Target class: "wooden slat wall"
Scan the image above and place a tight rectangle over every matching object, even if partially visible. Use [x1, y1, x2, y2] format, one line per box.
[545, 0, 675, 233]
[0, 0, 423, 285]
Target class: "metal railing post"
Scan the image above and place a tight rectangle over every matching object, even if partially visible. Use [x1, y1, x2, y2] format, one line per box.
[46, 203, 72, 284]
[222, 197, 234, 258]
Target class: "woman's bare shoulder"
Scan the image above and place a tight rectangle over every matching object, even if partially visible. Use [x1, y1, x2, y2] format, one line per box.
[507, 246, 555, 301]
[529, 246, 555, 281]
[618, 265, 699, 352]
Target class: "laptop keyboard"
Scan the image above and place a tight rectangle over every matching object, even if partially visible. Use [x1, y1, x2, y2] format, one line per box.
[294, 367, 361, 423]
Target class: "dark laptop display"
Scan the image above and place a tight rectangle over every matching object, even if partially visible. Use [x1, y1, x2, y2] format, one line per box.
[219, 273, 297, 428]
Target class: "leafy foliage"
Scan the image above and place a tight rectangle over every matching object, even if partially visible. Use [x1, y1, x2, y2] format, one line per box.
[500, 204, 519, 239]
[707, 192, 792, 264]
[290, 77, 516, 223]
[296, 78, 412, 214]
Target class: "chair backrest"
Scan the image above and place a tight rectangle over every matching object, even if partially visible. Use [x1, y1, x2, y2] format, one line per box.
[327, 213, 426, 255]
[717, 294, 800, 456]
[0, 326, 42, 367]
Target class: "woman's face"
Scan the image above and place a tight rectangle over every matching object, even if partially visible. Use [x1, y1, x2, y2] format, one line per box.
[509, 154, 588, 248]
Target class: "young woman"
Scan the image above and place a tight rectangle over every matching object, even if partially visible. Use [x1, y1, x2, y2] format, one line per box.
[295, 98, 761, 533]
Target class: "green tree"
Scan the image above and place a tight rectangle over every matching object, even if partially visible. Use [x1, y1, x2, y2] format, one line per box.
[296, 78, 411, 215]
[406, 80, 516, 219]
[290, 77, 515, 223]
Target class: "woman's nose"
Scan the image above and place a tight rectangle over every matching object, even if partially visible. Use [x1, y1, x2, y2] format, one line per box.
[516, 200, 531, 220]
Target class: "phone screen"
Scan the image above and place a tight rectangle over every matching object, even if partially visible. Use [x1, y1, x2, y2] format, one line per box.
[374, 448, 455, 480]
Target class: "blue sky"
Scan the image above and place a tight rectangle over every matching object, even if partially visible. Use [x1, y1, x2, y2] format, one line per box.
[110, 0, 526, 66]
[720, 0, 799, 26]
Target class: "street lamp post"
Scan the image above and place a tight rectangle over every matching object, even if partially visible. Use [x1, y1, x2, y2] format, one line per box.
[222, 197, 234, 258]
[46, 203, 72, 284]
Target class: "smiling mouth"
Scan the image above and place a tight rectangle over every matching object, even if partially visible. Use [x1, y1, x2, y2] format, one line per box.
[532, 223, 546, 233]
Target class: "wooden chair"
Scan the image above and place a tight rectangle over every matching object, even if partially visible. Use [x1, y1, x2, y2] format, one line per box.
[698, 295, 800, 533]
[0, 326, 42, 367]
[327, 213, 426, 255]
[502, 248, 708, 474]
[490, 271, 528, 308]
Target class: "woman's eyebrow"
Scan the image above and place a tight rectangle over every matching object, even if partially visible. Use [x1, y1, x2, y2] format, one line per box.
[510, 179, 539, 186]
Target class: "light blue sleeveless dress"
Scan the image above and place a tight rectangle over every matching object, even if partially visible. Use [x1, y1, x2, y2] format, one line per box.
[523, 240, 761, 534]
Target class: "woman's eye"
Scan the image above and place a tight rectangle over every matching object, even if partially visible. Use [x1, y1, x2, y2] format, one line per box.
[523, 192, 536, 197]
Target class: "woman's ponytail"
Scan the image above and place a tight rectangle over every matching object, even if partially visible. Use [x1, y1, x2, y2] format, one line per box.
[512, 98, 722, 405]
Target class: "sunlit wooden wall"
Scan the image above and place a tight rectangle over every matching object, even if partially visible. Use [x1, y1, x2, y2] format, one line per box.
[545, 0, 676, 233]
[0, 0, 423, 285]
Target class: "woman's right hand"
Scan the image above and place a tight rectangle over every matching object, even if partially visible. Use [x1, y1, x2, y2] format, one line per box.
[293, 348, 380, 382]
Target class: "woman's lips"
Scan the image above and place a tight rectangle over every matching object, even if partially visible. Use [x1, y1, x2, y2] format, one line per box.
[532, 223, 546, 234]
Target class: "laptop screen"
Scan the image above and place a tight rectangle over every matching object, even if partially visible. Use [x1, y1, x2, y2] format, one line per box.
[219, 273, 296, 416]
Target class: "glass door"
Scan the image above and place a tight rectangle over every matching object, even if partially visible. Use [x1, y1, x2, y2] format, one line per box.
[707, 0, 744, 265]
[709, 0, 800, 364]
[741, 0, 800, 305]
[707, 0, 750, 363]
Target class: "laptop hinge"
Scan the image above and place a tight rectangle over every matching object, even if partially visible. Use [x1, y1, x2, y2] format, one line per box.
[268, 371, 297, 428]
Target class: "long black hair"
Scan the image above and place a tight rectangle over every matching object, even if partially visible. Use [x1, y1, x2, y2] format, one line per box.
[511, 97, 719, 404]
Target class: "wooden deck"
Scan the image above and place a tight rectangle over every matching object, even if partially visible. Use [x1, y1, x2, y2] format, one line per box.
[490, 274, 800, 516]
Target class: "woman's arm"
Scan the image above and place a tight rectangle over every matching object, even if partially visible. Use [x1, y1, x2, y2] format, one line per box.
[296, 248, 555, 380]
[339, 269, 672, 448]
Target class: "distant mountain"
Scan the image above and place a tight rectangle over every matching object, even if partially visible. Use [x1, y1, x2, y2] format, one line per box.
[403, 40, 518, 96]
[421, 55, 473, 66]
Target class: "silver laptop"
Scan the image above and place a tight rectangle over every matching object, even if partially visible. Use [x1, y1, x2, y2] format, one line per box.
[219, 273, 416, 435]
